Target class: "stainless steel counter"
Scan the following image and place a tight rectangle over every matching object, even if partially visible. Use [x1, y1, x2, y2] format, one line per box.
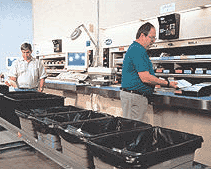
[153, 90, 211, 111]
[45, 79, 89, 91]
[45, 79, 211, 111]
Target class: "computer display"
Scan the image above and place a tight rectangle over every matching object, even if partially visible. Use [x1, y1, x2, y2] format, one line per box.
[65, 52, 88, 71]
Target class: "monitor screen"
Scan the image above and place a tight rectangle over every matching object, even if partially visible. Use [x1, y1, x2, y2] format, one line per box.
[65, 52, 88, 71]
[6, 57, 19, 69]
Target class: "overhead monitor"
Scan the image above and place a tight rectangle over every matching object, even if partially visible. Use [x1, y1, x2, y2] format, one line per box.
[65, 52, 88, 72]
[6, 57, 19, 69]
[158, 13, 180, 40]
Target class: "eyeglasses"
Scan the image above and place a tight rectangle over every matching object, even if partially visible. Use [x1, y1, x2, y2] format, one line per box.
[148, 36, 157, 41]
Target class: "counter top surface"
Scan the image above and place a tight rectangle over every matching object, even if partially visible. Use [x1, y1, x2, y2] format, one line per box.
[154, 90, 211, 101]
[45, 79, 211, 99]
[45, 79, 89, 91]
[45, 79, 87, 86]
[45, 79, 211, 110]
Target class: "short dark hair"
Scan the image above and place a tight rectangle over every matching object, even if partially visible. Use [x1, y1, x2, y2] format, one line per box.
[136, 22, 155, 39]
[21, 43, 32, 52]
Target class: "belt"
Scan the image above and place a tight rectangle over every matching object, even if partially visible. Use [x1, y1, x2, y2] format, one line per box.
[121, 88, 143, 95]
[121, 88, 154, 104]
[19, 87, 37, 90]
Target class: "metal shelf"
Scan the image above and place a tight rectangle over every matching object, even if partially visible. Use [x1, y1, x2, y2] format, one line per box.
[109, 46, 129, 53]
[116, 72, 122, 75]
[39, 53, 65, 60]
[39, 54, 66, 76]
[44, 64, 65, 67]
[47, 69, 67, 73]
[155, 73, 211, 78]
[152, 59, 211, 63]
[114, 59, 123, 64]
[150, 36, 211, 49]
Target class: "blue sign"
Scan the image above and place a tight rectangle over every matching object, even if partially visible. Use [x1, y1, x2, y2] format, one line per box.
[6, 57, 19, 69]
[86, 41, 91, 47]
[105, 39, 112, 45]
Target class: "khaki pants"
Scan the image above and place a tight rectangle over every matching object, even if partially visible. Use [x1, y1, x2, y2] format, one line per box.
[120, 90, 153, 122]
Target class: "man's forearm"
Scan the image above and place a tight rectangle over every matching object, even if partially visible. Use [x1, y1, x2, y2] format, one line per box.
[39, 78, 45, 92]
[138, 71, 177, 88]
[138, 71, 168, 86]
[7, 77, 18, 88]
[10, 76, 17, 82]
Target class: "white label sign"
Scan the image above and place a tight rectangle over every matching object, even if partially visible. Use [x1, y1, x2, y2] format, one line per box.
[160, 3, 175, 14]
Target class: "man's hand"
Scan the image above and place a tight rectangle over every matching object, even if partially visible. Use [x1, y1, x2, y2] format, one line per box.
[5, 77, 18, 88]
[169, 81, 178, 89]
[5, 79, 18, 88]
[9, 80, 18, 88]
[5, 81, 10, 87]
[38, 88, 44, 92]
[39, 78, 45, 93]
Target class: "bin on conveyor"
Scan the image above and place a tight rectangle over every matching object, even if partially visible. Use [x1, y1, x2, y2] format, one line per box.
[15, 107, 112, 152]
[0, 85, 18, 127]
[3, 91, 65, 129]
[0, 93, 21, 128]
[0, 84, 9, 94]
[4, 91, 65, 110]
[0, 125, 6, 131]
[14, 105, 83, 142]
[87, 126, 203, 169]
[56, 117, 152, 169]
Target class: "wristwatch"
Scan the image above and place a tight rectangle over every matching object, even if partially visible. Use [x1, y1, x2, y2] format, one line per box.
[167, 80, 170, 87]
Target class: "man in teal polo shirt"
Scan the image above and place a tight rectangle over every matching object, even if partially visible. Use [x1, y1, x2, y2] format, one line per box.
[121, 22, 178, 121]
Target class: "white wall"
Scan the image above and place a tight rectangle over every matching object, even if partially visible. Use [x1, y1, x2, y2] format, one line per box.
[0, 0, 32, 74]
[33, 0, 98, 55]
[100, 0, 211, 27]
[33, 0, 211, 57]
[102, 6, 211, 48]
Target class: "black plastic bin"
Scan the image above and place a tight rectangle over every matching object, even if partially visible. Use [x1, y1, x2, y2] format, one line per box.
[34, 109, 112, 152]
[87, 126, 204, 169]
[56, 117, 152, 169]
[15, 107, 112, 153]
[3, 91, 65, 129]
[0, 93, 21, 128]
[14, 105, 84, 141]
[0, 125, 6, 131]
[16, 107, 109, 125]
[58, 116, 152, 141]
[4, 91, 65, 110]
[15, 105, 84, 119]
[0, 84, 9, 94]
[0, 93, 6, 118]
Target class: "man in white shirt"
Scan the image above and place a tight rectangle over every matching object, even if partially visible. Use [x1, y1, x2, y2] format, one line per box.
[6, 43, 47, 92]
